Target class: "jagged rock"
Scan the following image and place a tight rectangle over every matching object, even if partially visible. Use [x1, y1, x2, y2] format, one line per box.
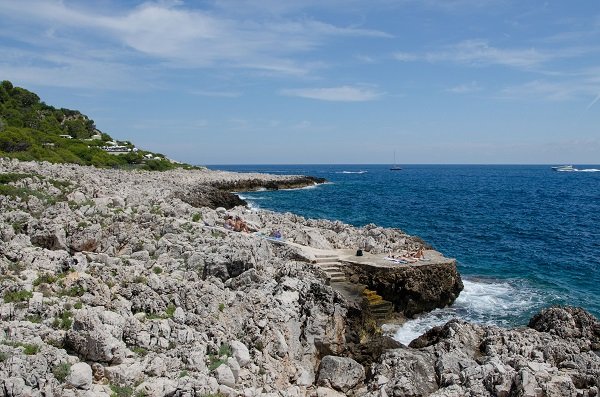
[371, 308, 600, 397]
[528, 306, 600, 348]
[66, 309, 128, 364]
[317, 355, 365, 393]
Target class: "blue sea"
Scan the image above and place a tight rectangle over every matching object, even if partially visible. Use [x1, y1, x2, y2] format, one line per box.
[209, 164, 600, 343]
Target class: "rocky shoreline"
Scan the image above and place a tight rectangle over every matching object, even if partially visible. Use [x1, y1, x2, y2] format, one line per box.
[1, 158, 599, 397]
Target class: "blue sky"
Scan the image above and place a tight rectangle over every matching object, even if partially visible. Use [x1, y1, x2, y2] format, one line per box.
[1, 0, 599, 164]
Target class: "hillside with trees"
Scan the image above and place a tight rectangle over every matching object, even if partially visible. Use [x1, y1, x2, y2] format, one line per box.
[0, 80, 192, 171]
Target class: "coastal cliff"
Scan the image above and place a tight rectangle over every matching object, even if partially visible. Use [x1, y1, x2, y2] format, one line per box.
[1, 158, 599, 397]
[342, 255, 462, 318]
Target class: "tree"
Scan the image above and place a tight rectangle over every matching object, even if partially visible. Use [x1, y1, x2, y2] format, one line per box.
[0, 128, 32, 152]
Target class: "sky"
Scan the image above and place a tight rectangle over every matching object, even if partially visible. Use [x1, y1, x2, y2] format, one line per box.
[1, 0, 600, 164]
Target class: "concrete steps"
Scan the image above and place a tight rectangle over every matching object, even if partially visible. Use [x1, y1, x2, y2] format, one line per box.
[363, 288, 394, 321]
[313, 254, 346, 282]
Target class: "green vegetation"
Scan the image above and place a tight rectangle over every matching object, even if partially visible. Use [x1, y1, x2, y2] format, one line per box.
[0, 172, 69, 204]
[33, 273, 57, 286]
[0, 80, 196, 171]
[145, 304, 176, 320]
[59, 285, 86, 297]
[52, 363, 71, 382]
[2, 340, 39, 354]
[23, 343, 40, 355]
[26, 314, 42, 323]
[53, 310, 73, 330]
[133, 276, 147, 284]
[152, 266, 162, 274]
[0, 172, 37, 184]
[73, 301, 83, 309]
[110, 384, 134, 397]
[218, 303, 225, 312]
[0, 351, 9, 362]
[131, 346, 148, 357]
[208, 343, 232, 371]
[192, 213, 202, 222]
[3, 289, 32, 303]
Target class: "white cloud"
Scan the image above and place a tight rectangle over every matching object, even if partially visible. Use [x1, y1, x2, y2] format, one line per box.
[0, 0, 390, 78]
[281, 85, 382, 101]
[394, 39, 595, 70]
[189, 90, 242, 98]
[500, 80, 599, 101]
[393, 52, 418, 62]
[431, 39, 548, 68]
[446, 81, 482, 94]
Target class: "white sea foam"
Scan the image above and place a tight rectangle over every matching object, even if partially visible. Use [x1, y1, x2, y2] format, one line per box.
[576, 168, 600, 172]
[335, 171, 368, 174]
[393, 278, 546, 345]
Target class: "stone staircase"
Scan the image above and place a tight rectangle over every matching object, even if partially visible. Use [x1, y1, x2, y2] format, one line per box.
[362, 288, 394, 321]
[313, 254, 346, 283]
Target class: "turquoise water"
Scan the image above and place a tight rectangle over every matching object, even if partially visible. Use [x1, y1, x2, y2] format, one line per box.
[209, 165, 600, 340]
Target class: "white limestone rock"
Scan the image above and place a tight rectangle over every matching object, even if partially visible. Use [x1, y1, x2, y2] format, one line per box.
[67, 362, 93, 390]
[317, 356, 365, 393]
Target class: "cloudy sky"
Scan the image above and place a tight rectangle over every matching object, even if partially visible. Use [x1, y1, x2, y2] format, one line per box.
[1, 0, 599, 164]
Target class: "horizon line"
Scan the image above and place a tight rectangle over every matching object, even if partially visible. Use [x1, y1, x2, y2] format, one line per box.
[202, 163, 598, 166]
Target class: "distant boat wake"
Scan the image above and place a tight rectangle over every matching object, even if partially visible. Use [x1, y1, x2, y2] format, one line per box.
[557, 168, 600, 172]
[336, 171, 368, 174]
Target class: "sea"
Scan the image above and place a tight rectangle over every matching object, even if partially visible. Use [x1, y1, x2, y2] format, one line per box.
[208, 164, 600, 344]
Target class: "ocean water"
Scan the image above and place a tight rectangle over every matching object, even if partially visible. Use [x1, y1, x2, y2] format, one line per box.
[208, 164, 600, 344]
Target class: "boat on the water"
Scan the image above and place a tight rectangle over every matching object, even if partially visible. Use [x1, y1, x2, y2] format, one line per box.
[390, 151, 402, 171]
[552, 165, 576, 172]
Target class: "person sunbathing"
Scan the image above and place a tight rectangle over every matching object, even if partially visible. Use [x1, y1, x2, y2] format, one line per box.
[411, 247, 425, 259]
[233, 217, 250, 232]
[224, 216, 235, 230]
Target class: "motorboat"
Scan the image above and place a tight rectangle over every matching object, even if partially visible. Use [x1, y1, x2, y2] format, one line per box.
[551, 165, 576, 172]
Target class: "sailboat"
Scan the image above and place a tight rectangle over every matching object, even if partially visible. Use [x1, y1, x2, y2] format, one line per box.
[390, 151, 402, 171]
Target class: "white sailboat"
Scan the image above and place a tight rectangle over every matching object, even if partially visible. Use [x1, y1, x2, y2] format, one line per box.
[390, 151, 402, 171]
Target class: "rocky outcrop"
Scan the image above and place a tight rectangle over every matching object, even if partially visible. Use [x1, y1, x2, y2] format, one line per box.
[343, 260, 463, 317]
[317, 355, 365, 393]
[175, 175, 327, 210]
[211, 176, 327, 192]
[367, 306, 600, 396]
[173, 184, 247, 209]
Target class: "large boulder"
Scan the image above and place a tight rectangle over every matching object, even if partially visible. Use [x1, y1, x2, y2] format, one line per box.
[66, 309, 128, 364]
[67, 362, 93, 390]
[317, 355, 365, 393]
[529, 306, 600, 349]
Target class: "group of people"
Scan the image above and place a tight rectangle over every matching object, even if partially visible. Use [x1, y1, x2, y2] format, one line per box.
[224, 215, 254, 233]
[222, 215, 282, 239]
[385, 247, 425, 264]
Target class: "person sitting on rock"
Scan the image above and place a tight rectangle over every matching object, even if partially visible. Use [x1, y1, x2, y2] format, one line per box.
[224, 215, 235, 230]
[233, 217, 252, 233]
